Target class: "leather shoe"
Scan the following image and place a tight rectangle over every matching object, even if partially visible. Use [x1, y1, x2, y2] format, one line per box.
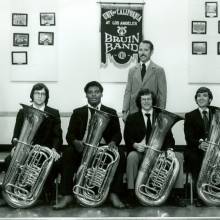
[195, 199, 204, 207]
[53, 195, 73, 210]
[109, 193, 125, 209]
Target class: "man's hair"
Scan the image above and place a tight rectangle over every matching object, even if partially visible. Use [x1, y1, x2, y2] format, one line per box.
[194, 87, 213, 103]
[135, 88, 156, 110]
[139, 40, 154, 51]
[30, 83, 49, 105]
[84, 81, 103, 93]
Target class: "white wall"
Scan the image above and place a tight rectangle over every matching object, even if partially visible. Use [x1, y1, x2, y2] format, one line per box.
[0, 0, 219, 145]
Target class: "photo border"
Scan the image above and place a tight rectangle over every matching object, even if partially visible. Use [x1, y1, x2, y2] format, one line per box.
[12, 13, 28, 26]
[192, 41, 207, 55]
[40, 12, 56, 26]
[13, 33, 29, 47]
[38, 32, 54, 45]
[191, 21, 207, 34]
[11, 51, 28, 65]
[205, 1, 218, 18]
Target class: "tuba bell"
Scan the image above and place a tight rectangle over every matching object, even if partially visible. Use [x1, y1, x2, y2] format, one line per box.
[73, 108, 119, 207]
[2, 104, 54, 208]
[135, 107, 183, 206]
[197, 107, 220, 206]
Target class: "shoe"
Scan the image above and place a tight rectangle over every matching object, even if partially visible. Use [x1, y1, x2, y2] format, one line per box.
[126, 189, 138, 208]
[109, 193, 125, 209]
[53, 195, 73, 210]
[195, 199, 204, 207]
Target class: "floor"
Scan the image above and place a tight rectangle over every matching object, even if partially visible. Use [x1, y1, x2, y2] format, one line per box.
[1, 200, 220, 220]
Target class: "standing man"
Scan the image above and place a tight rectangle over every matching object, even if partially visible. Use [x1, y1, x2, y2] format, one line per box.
[53, 81, 126, 209]
[122, 40, 167, 121]
[184, 87, 215, 207]
[124, 89, 175, 206]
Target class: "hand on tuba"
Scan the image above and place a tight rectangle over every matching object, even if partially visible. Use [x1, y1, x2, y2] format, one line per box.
[108, 141, 117, 150]
[52, 148, 60, 161]
[199, 138, 209, 151]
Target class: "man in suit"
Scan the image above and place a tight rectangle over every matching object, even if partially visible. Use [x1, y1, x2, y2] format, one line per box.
[124, 88, 175, 206]
[53, 81, 126, 209]
[4, 83, 63, 205]
[122, 40, 167, 121]
[184, 87, 214, 207]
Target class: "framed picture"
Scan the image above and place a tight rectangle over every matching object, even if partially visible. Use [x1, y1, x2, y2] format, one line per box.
[218, 21, 220, 33]
[192, 42, 207, 55]
[12, 13, 28, 26]
[205, 2, 218, 17]
[218, 42, 220, 54]
[13, 33, 29, 47]
[192, 21, 207, 34]
[38, 32, 54, 45]
[40, 12, 55, 26]
[11, 51, 27, 64]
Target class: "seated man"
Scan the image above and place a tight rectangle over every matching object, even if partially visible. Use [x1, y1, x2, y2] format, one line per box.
[53, 81, 126, 209]
[124, 88, 177, 206]
[184, 87, 215, 207]
[3, 83, 63, 205]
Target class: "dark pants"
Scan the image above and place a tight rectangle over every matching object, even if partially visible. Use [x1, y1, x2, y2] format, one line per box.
[59, 145, 126, 196]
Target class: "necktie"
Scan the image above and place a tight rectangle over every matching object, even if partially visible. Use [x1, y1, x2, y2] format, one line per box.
[202, 110, 209, 137]
[145, 113, 152, 144]
[141, 63, 146, 81]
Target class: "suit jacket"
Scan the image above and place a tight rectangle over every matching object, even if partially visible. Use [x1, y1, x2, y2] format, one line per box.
[124, 109, 175, 153]
[12, 105, 63, 152]
[66, 105, 122, 149]
[184, 106, 215, 155]
[123, 61, 167, 115]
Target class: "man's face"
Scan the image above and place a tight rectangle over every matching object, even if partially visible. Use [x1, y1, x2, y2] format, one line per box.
[86, 86, 102, 107]
[141, 94, 153, 111]
[138, 42, 153, 63]
[33, 88, 46, 106]
[196, 92, 211, 108]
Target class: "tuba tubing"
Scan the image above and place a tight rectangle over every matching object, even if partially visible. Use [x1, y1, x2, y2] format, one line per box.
[2, 104, 54, 208]
[135, 107, 183, 206]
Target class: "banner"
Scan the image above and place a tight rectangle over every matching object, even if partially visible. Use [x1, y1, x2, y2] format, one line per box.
[101, 5, 143, 67]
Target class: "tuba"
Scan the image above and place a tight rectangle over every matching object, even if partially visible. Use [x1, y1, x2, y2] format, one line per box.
[197, 108, 220, 206]
[73, 108, 119, 207]
[135, 107, 183, 206]
[2, 104, 54, 208]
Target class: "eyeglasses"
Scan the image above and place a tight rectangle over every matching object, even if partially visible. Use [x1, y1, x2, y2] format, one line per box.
[34, 91, 46, 96]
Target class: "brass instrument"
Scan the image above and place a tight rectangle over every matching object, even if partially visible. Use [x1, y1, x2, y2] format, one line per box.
[135, 107, 183, 206]
[2, 104, 54, 208]
[197, 108, 220, 206]
[73, 108, 119, 207]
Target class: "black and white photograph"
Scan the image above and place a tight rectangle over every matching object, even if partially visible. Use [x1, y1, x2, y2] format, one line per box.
[13, 33, 29, 47]
[40, 12, 56, 26]
[11, 51, 27, 64]
[191, 21, 207, 34]
[205, 1, 218, 17]
[38, 32, 54, 45]
[3, 1, 220, 220]
[192, 41, 207, 54]
[12, 13, 28, 26]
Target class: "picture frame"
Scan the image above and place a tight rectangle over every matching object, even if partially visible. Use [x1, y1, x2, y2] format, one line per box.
[11, 51, 27, 64]
[217, 42, 220, 54]
[38, 32, 54, 45]
[13, 33, 29, 47]
[192, 42, 207, 55]
[205, 2, 218, 17]
[218, 21, 220, 33]
[191, 21, 207, 34]
[12, 13, 28, 26]
[40, 12, 55, 26]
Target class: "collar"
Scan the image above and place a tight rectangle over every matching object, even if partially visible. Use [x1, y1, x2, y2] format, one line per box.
[32, 103, 45, 111]
[87, 103, 101, 111]
[141, 108, 153, 116]
[140, 60, 151, 70]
